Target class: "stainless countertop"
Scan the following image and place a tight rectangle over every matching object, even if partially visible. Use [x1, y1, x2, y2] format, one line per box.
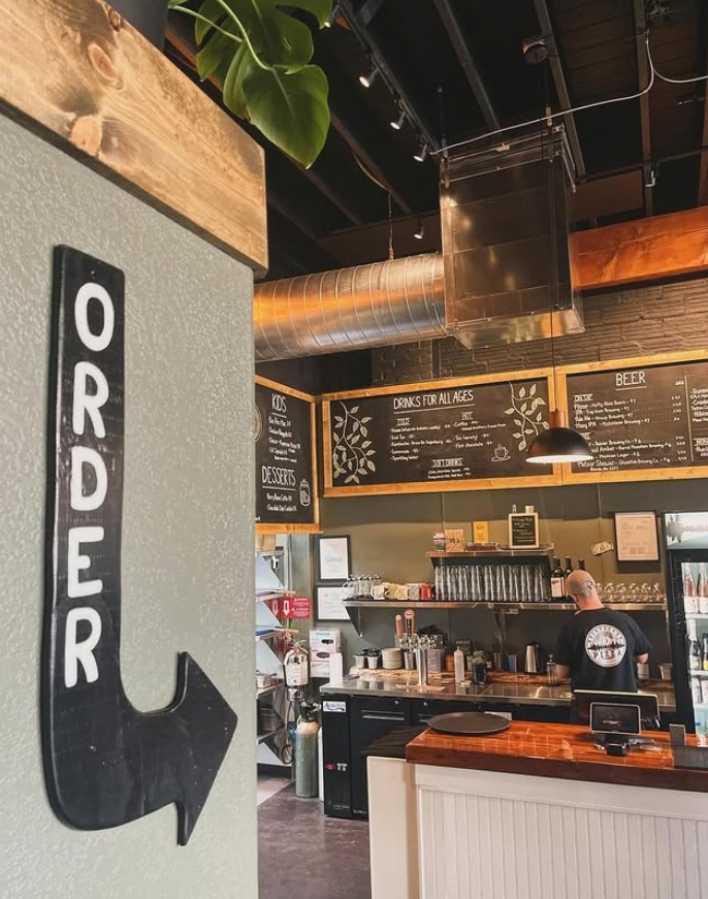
[320, 676, 676, 710]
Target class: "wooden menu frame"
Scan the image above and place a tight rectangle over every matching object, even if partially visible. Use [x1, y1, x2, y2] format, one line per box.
[322, 368, 561, 497]
[255, 376, 320, 534]
[556, 349, 708, 485]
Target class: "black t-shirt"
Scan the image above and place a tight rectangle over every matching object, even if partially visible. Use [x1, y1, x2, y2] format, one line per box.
[554, 609, 652, 693]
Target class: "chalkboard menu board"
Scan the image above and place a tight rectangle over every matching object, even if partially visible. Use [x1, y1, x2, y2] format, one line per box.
[323, 374, 556, 495]
[566, 357, 708, 477]
[255, 377, 318, 531]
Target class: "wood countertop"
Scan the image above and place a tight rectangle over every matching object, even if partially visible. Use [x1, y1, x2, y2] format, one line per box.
[407, 722, 708, 793]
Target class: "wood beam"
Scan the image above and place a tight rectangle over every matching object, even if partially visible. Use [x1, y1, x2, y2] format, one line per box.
[632, 0, 653, 215]
[533, 0, 586, 180]
[0, 0, 267, 274]
[571, 208, 708, 290]
[433, 0, 500, 131]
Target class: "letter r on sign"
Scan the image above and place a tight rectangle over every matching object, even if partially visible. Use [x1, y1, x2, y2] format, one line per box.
[64, 608, 102, 688]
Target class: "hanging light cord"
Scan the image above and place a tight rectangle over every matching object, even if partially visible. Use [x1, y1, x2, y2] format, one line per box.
[432, 32, 708, 158]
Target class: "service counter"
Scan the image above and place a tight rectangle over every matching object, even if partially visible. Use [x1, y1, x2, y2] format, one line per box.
[368, 721, 708, 899]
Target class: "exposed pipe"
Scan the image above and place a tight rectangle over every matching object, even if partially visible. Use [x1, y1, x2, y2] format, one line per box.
[254, 254, 445, 361]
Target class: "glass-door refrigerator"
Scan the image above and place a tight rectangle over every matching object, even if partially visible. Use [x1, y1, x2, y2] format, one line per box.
[664, 512, 708, 736]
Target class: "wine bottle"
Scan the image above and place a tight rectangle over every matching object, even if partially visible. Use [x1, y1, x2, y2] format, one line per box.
[551, 557, 565, 599]
[684, 565, 699, 615]
[579, 558, 586, 571]
[563, 557, 573, 598]
[689, 620, 702, 672]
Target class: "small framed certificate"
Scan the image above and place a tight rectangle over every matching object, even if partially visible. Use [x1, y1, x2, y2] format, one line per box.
[315, 584, 350, 621]
[314, 535, 351, 581]
[614, 512, 659, 562]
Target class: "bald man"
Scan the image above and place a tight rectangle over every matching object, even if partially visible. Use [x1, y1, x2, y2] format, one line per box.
[554, 570, 651, 693]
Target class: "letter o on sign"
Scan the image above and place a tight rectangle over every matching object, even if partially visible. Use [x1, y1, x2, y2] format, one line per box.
[75, 283, 115, 352]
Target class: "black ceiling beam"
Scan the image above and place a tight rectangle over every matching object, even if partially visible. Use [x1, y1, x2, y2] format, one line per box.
[358, 0, 384, 27]
[432, 0, 500, 131]
[533, 0, 586, 181]
[633, 0, 653, 215]
[698, 31, 708, 205]
[338, 0, 439, 153]
[329, 108, 413, 215]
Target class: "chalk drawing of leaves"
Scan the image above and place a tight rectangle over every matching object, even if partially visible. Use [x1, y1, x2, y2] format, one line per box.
[331, 401, 377, 483]
[502, 382, 549, 451]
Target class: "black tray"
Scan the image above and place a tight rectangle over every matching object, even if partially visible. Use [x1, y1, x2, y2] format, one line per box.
[427, 711, 511, 736]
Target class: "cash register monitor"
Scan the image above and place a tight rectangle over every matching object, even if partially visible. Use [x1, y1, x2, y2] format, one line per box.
[572, 690, 660, 730]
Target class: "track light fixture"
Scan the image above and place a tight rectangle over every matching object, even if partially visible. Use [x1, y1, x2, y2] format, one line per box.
[390, 108, 406, 131]
[414, 219, 425, 240]
[413, 141, 428, 163]
[359, 64, 378, 89]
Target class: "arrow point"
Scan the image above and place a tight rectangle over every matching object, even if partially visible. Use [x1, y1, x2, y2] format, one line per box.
[175, 652, 238, 846]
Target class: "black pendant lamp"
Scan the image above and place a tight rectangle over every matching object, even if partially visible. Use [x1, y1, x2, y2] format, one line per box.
[527, 101, 593, 466]
[527, 410, 593, 464]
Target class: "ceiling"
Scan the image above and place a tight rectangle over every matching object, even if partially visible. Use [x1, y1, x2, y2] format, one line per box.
[166, 0, 708, 280]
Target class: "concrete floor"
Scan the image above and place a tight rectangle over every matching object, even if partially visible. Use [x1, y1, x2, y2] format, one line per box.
[258, 785, 371, 899]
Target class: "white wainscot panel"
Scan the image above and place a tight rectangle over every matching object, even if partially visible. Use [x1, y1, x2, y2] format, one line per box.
[415, 764, 708, 899]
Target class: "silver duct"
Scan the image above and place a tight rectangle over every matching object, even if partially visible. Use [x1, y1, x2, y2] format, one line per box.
[254, 254, 445, 361]
[254, 127, 583, 361]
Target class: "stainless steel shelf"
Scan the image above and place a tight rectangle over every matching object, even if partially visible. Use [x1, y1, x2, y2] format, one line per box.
[257, 725, 286, 744]
[428, 546, 554, 560]
[342, 599, 666, 636]
[342, 600, 666, 612]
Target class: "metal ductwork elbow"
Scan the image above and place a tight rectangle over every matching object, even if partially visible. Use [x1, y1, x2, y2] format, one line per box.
[254, 254, 445, 361]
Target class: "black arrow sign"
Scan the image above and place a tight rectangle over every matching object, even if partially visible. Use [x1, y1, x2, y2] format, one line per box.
[43, 246, 237, 845]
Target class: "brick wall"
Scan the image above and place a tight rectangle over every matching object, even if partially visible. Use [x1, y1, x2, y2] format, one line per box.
[371, 277, 708, 385]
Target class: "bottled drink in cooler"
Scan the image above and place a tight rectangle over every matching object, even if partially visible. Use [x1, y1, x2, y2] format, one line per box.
[688, 620, 702, 671]
[702, 633, 708, 672]
[700, 564, 708, 614]
[551, 557, 565, 599]
[684, 565, 699, 614]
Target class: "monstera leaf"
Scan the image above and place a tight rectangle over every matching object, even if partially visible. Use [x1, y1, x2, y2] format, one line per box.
[169, 0, 331, 168]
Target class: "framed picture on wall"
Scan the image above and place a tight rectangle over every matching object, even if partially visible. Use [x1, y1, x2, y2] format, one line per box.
[614, 512, 659, 562]
[314, 535, 351, 582]
[315, 583, 350, 621]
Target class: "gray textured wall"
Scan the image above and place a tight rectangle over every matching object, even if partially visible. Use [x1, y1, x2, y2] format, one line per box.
[0, 116, 256, 897]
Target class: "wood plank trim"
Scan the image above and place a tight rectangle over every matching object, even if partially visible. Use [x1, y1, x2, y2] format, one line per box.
[571, 208, 708, 291]
[0, 0, 267, 274]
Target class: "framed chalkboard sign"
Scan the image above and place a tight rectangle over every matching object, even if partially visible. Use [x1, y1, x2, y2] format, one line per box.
[509, 512, 540, 549]
[255, 376, 319, 533]
[559, 350, 708, 485]
[322, 371, 560, 496]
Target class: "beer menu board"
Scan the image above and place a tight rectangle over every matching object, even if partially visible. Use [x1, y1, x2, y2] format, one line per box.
[255, 378, 317, 529]
[324, 376, 552, 492]
[567, 359, 708, 474]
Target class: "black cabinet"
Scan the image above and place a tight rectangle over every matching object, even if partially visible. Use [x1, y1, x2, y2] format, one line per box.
[350, 696, 412, 817]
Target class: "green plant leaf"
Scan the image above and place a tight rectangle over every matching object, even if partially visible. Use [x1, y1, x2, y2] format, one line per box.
[223, 43, 256, 118]
[196, 0, 227, 42]
[197, 29, 237, 81]
[217, 0, 316, 69]
[241, 63, 330, 167]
